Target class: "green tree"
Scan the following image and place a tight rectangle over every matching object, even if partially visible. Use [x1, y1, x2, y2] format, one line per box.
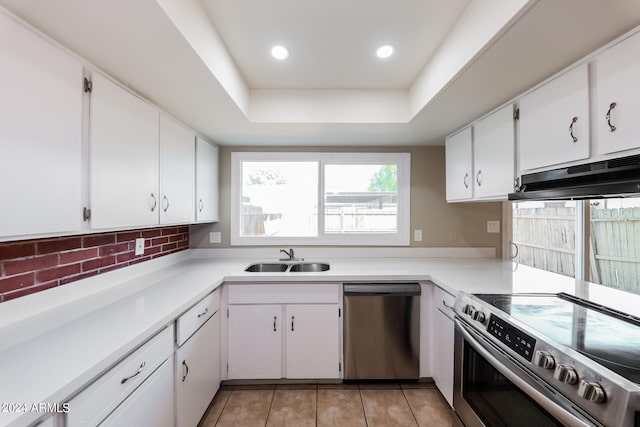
[368, 165, 397, 191]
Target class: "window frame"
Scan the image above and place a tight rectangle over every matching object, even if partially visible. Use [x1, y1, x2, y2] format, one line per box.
[230, 152, 411, 246]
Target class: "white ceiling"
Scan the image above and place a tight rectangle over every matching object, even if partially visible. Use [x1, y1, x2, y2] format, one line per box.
[202, 0, 471, 90]
[1, 0, 640, 146]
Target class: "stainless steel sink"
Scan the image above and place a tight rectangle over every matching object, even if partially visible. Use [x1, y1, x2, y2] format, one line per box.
[289, 262, 330, 272]
[244, 263, 289, 272]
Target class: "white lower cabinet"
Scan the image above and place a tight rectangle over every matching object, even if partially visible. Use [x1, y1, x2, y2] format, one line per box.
[176, 311, 221, 427]
[432, 288, 455, 407]
[66, 326, 173, 426]
[100, 357, 174, 427]
[227, 285, 341, 380]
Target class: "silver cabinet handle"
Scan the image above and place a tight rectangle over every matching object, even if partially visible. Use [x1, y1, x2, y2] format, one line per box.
[198, 199, 204, 212]
[197, 308, 208, 319]
[463, 173, 469, 189]
[273, 316, 277, 332]
[150, 193, 157, 212]
[163, 195, 169, 212]
[181, 360, 189, 382]
[442, 299, 455, 310]
[606, 102, 617, 132]
[121, 361, 145, 384]
[569, 116, 578, 143]
[476, 170, 482, 186]
[291, 316, 295, 331]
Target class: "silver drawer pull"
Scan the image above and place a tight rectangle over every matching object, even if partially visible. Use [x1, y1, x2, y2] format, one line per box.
[291, 316, 295, 332]
[121, 361, 145, 384]
[197, 308, 209, 319]
[273, 316, 277, 332]
[442, 300, 455, 310]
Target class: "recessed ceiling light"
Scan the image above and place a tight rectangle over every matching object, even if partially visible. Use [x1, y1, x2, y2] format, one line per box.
[376, 45, 394, 59]
[271, 45, 289, 60]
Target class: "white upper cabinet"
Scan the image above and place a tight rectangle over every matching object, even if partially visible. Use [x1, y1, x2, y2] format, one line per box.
[445, 127, 473, 201]
[593, 31, 640, 156]
[473, 105, 516, 199]
[519, 64, 590, 172]
[159, 115, 195, 224]
[0, 12, 83, 238]
[195, 137, 219, 222]
[90, 73, 159, 229]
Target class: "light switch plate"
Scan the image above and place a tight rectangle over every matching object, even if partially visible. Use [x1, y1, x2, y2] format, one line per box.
[134, 238, 145, 255]
[414, 229, 423, 242]
[487, 221, 501, 233]
[209, 232, 222, 244]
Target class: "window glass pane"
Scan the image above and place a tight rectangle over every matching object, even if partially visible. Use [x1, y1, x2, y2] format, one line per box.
[241, 161, 318, 237]
[588, 198, 640, 295]
[324, 164, 398, 234]
[512, 201, 576, 277]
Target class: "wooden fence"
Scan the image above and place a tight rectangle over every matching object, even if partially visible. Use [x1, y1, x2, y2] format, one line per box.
[512, 205, 640, 294]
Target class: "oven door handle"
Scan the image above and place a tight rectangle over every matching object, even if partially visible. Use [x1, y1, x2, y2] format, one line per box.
[455, 319, 598, 427]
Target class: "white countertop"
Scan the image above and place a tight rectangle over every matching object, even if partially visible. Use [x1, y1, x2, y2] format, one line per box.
[1, 249, 637, 427]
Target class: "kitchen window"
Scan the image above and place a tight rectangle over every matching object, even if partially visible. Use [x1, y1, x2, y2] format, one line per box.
[230, 152, 410, 246]
[512, 197, 640, 295]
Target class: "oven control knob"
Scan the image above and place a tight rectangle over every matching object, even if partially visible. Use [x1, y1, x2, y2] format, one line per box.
[533, 351, 556, 369]
[472, 310, 486, 323]
[578, 380, 606, 404]
[554, 365, 578, 385]
[463, 304, 475, 316]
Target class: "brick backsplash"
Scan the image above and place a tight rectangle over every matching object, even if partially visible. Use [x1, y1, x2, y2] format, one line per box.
[0, 226, 189, 303]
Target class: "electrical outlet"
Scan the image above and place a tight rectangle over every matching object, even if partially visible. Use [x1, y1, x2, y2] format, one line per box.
[414, 229, 423, 242]
[487, 221, 501, 233]
[134, 238, 145, 255]
[209, 232, 222, 244]
[449, 231, 458, 242]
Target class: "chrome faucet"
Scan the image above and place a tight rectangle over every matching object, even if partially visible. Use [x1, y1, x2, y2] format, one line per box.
[279, 248, 302, 261]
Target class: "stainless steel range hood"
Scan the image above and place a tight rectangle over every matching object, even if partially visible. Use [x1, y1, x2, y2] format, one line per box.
[509, 154, 640, 201]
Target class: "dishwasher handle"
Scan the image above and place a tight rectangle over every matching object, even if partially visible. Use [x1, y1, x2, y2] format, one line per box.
[343, 283, 421, 296]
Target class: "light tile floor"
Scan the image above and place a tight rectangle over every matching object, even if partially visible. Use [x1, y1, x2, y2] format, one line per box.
[199, 383, 452, 427]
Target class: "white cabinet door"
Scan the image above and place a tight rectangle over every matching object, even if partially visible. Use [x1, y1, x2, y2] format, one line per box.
[159, 114, 195, 224]
[445, 127, 473, 201]
[286, 304, 340, 379]
[228, 304, 282, 379]
[519, 64, 590, 172]
[176, 312, 220, 427]
[593, 31, 640, 156]
[473, 105, 515, 199]
[433, 308, 454, 407]
[100, 357, 174, 427]
[90, 73, 159, 229]
[195, 137, 219, 222]
[0, 12, 83, 238]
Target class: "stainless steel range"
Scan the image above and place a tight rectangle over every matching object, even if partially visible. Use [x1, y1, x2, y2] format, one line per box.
[453, 292, 640, 427]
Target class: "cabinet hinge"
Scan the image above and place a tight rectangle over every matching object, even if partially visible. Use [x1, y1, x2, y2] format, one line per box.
[82, 207, 91, 221]
[513, 108, 520, 121]
[339, 362, 342, 372]
[83, 77, 93, 93]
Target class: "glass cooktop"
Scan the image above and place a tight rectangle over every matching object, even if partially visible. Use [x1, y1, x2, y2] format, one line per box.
[476, 293, 640, 384]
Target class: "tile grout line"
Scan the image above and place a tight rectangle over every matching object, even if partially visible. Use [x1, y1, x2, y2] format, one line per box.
[263, 387, 276, 427]
[401, 388, 420, 427]
[358, 385, 370, 427]
[212, 390, 233, 427]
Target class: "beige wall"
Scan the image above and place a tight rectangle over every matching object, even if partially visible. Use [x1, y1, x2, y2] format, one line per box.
[190, 146, 503, 256]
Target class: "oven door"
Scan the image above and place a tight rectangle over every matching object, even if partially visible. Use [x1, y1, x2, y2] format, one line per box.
[453, 318, 601, 427]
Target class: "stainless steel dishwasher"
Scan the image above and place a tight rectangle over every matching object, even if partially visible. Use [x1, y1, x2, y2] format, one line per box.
[343, 282, 421, 380]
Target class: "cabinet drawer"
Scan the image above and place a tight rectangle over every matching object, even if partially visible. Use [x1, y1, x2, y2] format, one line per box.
[176, 290, 220, 346]
[228, 284, 340, 304]
[67, 326, 173, 426]
[434, 287, 456, 319]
